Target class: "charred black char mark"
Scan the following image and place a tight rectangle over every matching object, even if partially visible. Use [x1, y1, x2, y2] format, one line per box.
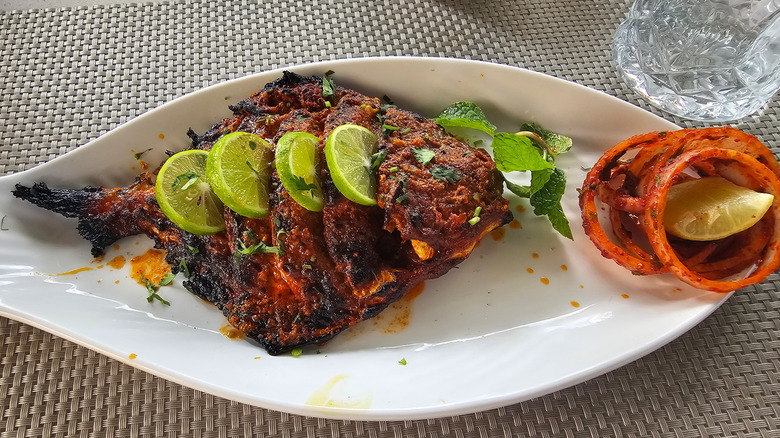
[13, 183, 121, 257]
[13, 182, 100, 218]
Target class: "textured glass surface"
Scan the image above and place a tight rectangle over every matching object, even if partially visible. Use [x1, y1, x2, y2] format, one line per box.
[613, 0, 780, 121]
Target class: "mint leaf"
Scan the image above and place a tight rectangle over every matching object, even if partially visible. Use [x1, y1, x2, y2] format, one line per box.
[529, 168, 572, 239]
[520, 123, 572, 156]
[434, 101, 497, 135]
[412, 148, 436, 165]
[504, 179, 531, 198]
[492, 133, 554, 172]
[530, 168, 553, 195]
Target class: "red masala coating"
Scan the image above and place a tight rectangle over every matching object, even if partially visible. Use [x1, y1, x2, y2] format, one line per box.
[13, 71, 512, 354]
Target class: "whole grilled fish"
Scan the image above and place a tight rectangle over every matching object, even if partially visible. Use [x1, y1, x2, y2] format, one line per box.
[13, 72, 512, 355]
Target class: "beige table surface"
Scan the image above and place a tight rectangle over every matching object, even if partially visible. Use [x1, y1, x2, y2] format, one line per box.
[1, 0, 779, 437]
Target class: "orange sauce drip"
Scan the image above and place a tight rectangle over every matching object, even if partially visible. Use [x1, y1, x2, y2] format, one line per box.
[128, 353, 137, 359]
[490, 227, 505, 241]
[92, 254, 105, 263]
[526, 268, 534, 274]
[220, 325, 244, 340]
[53, 267, 93, 276]
[570, 301, 580, 308]
[532, 253, 539, 259]
[540, 277, 549, 285]
[108, 256, 126, 269]
[129, 249, 171, 286]
[113, 244, 120, 251]
[560, 264, 568, 271]
[376, 282, 426, 334]
[509, 220, 522, 229]
[621, 294, 630, 299]
[516, 205, 526, 213]
[158, 133, 165, 139]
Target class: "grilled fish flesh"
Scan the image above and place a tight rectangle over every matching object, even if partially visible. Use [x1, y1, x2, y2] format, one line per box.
[13, 71, 512, 355]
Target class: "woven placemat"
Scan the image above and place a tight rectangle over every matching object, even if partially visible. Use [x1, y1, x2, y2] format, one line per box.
[1, 0, 779, 437]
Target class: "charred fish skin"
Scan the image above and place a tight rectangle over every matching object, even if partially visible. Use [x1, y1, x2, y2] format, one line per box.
[12, 71, 512, 355]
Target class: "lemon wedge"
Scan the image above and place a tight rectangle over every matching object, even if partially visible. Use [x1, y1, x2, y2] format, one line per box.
[664, 177, 774, 241]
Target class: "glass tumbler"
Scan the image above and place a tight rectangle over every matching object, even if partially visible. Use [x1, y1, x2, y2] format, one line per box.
[613, 0, 780, 122]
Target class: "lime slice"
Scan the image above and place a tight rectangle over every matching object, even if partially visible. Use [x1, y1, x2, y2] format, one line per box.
[206, 131, 274, 218]
[276, 132, 325, 211]
[664, 177, 774, 241]
[325, 124, 379, 206]
[155, 149, 226, 235]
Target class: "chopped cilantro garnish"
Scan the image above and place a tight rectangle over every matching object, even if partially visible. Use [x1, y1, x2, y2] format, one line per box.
[371, 150, 388, 171]
[141, 276, 171, 306]
[238, 239, 284, 256]
[288, 175, 316, 192]
[172, 170, 199, 191]
[431, 167, 461, 184]
[412, 148, 436, 166]
[322, 70, 335, 101]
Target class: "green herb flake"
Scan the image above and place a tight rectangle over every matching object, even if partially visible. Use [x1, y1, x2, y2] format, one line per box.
[291, 348, 303, 358]
[133, 148, 152, 160]
[172, 170, 199, 191]
[288, 175, 316, 192]
[412, 148, 436, 166]
[371, 150, 388, 172]
[431, 167, 461, 184]
[322, 70, 336, 100]
[398, 358, 407, 365]
[158, 273, 176, 286]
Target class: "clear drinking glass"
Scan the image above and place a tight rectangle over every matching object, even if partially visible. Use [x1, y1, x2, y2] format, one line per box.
[613, 0, 780, 122]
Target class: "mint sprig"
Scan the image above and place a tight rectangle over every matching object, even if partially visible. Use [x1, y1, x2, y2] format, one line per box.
[434, 102, 573, 239]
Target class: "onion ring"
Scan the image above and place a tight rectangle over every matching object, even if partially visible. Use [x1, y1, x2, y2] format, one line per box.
[580, 127, 780, 292]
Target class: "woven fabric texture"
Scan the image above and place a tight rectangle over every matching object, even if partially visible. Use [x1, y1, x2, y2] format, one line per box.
[1, 0, 779, 437]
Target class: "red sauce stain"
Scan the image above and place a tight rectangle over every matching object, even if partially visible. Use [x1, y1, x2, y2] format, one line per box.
[53, 267, 93, 276]
[128, 353, 137, 359]
[570, 301, 580, 308]
[377, 282, 426, 334]
[490, 227, 506, 241]
[516, 205, 526, 213]
[526, 268, 534, 274]
[220, 325, 244, 340]
[621, 294, 630, 299]
[560, 264, 568, 271]
[129, 249, 171, 286]
[540, 277, 550, 285]
[158, 133, 165, 139]
[108, 256, 126, 270]
[532, 253, 540, 259]
[509, 220, 522, 229]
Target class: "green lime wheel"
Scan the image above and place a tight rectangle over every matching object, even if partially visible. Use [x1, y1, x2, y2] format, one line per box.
[324, 124, 379, 206]
[206, 131, 274, 218]
[155, 149, 225, 235]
